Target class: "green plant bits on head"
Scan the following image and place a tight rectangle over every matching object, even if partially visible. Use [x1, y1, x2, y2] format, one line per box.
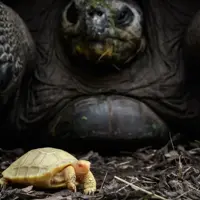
[61, 0, 145, 67]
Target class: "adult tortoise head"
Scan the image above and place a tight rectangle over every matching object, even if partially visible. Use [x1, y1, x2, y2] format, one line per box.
[61, 0, 145, 67]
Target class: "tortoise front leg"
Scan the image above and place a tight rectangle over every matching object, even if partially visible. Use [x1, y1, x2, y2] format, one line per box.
[63, 166, 77, 192]
[0, 2, 36, 101]
[184, 10, 200, 69]
[0, 178, 8, 187]
[82, 171, 96, 195]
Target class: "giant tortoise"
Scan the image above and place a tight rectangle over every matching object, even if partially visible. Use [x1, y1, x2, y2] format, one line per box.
[0, 0, 200, 150]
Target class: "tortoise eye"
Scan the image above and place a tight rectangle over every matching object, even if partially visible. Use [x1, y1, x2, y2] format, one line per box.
[78, 163, 83, 168]
[115, 6, 134, 27]
[65, 1, 79, 24]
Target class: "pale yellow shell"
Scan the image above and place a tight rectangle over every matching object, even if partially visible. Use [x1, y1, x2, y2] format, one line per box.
[1, 147, 77, 186]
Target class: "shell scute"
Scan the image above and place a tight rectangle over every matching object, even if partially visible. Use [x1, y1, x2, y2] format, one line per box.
[2, 147, 77, 180]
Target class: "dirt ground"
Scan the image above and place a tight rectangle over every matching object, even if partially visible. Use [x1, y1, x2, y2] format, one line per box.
[1, 138, 200, 200]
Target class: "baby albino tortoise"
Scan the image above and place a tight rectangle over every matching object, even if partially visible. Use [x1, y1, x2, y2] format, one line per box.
[0, 147, 96, 195]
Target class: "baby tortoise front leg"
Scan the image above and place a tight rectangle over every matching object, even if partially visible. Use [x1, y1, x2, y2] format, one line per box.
[82, 171, 96, 195]
[63, 166, 77, 192]
[0, 177, 8, 187]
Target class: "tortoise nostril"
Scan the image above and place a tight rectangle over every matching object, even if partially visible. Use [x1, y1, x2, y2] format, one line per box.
[85, 6, 108, 36]
[88, 10, 94, 17]
[96, 10, 103, 17]
[87, 7, 104, 18]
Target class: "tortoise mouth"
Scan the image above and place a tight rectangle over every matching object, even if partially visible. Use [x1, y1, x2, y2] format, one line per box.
[66, 34, 128, 43]
[66, 35, 140, 63]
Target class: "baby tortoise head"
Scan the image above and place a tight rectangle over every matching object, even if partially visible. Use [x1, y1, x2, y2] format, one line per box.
[61, 0, 145, 67]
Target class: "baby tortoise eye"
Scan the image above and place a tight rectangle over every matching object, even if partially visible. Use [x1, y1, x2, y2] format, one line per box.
[115, 6, 134, 27]
[78, 163, 83, 168]
[66, 1, 79, 24]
